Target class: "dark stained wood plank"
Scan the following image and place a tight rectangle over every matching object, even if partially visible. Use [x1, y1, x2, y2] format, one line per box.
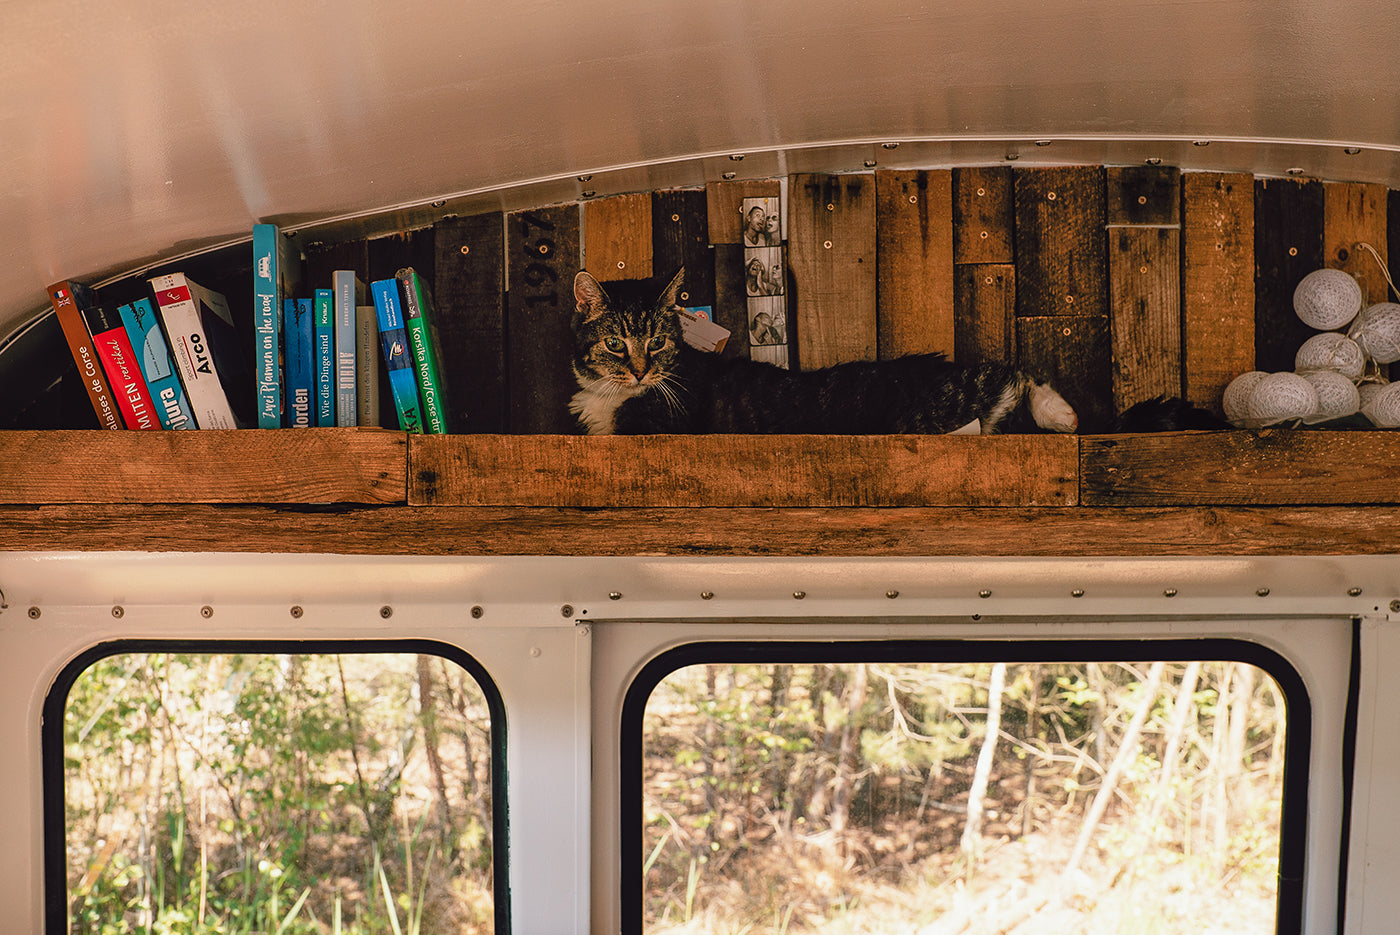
[953, 264, 1016, 367]
[434, 212, 506, 433]
[506, 205, 581, 434]
[1110, 226, 1182, 409]
[706, 179, 781, 243]
[410, 434, 1079, 508]
[367, 227, 436, 283]
[1014, 166, 1107, 318]
[787, 173, 878, 369]
[652, 190, 714, 306]
[1254, 178, 1324, 373]
[8, 502, 1400, 556]
[584, 193, 653, 281]
[876, 169, 955, 358]
[303, 239, 370, 292]
[1106, 165, 1181, 226]
[1324, 181, 1389, 305]
[1182, 172, 1255, 414]
[711, 243, 750, 359]
[0, 428, 406, 504]
[953, 167, 1015, 264]
[1017, 315, 1112, 433]
[1083, 430, 1400, 505]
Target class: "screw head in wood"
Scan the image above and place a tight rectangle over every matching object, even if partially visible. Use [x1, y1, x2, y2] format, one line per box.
[379, 605, 393, 618]
[201, 605, 214, 618]
[290, 605, 303, 618]
[28, 606, 40, 619]
[471, 605, 484, 618]
[561, 604, 574, 617]
[112, 605, 124, 618]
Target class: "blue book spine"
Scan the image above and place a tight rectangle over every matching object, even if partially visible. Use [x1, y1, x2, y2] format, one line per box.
[314, 288, 335, 426]
[283, 298, 314, 428]
[253, 223, 283, 428]
[119, 298, 197, 430]
[370, 278, 423, 433]
[333, 270, 359, 425]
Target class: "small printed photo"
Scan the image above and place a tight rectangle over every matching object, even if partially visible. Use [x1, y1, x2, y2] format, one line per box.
[740, 196, 781, 247]
[747, 295, 787, 346]
[744, 247, 784, 297]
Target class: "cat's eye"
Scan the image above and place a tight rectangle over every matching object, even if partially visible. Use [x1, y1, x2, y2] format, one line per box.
[603, 336, 626, 355]
[646, 335, 667, 353]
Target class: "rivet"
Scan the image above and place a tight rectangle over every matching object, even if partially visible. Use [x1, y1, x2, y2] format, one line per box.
[471, 605, 484, 618]
[823, 240, 833, 249]
[882, 142, 900, 150]
[729, 154, 745, 161]
[679, 291, 689, 301]
[701, 591, 714, 600]
[1145, 157, 1162, 165]
[1071, 589, 1085, 598]
[886, 590, 900, 599]
[1035, 140, 1052, 147]
[289, 605, 303, 618]
[379, 605, 392, 618]
[1005, 153, 1020, 161]
[561, 604, 575, 617]
[722, 171, 737, 180]
[530, 647, 542, 658]
[1193, 140, 1211, 147]
[609, 591, 623, 601]
[431, 200, 446, 208]
[460, 245, 471, 255]
[1047, 191, 1057, 200]
[864, 159, 878, 168]
[793, 591, 807, 600]
[577, 175, 592, 182]
[1348, 587, 1364, 597]
[201, 605, 214, 618]
[908, 194, 918, 204]
[1391, 599, 1400, 613]
[979, 589, 992, 599]
[971, 613, 982, 621]
[1344, 147, 1362, 155]
[1256, 588, 1270, 598]
[112, 605, 124, 618]
[581, 190, 596, 198]
[28, 606, 40, 619]
[1163, 588, 1178, 598]
[1286, 167, 1305, 176]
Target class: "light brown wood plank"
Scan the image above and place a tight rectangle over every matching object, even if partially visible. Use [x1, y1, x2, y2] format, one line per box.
[953, 264, 1016, 367]
[1324, 181, 1389, 305]
[1182, 172, 1255, 414]
[788, 173, 878, 369]
[1082, 430, 1400, 505]
[0, 429, 407, 504]
[706, 179, 782, 244]
[5, 502, 1400, 556]
[1110, 226, 1182, 410]
[584, 193, 653, 281]
[410, 434, 1078, 508]
[875, 169, 955, 358]
[953, 167, 1015, 264]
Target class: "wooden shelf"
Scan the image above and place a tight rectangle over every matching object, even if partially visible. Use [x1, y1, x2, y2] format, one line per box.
[1, 428, 1398, 555]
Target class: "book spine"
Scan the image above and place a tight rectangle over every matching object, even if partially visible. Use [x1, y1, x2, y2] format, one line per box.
[396, 268, 449, 433]
[46, 280, 124, 429]
[333, 270, 359, 425]
[120, 299, 197, 430]
[283, 297, 314, 428]
[370, 278, 424, 433]
[355, 304, 381, 427]
[148, 273, 240, 430]
[314, 288, 335, 426]
[81, 304, 161, 430]
[253, 223, 283, 428]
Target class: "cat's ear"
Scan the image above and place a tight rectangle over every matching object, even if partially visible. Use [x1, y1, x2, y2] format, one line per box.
[574, 271, 609, 321]
[658, 267, 685, 309]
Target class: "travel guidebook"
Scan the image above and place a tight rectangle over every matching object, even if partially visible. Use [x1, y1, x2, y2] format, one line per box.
[120, 297, 197, 429]
[148, 273, 252, 430]
[370, 277, 423, 433]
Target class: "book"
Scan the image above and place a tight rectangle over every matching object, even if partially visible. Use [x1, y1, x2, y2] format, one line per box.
[333, 270, 364, 426]
[314, 288, 335, 426]
[45, 280, 124, 429]
[148, 272, 251, 429]
[253, 224, 300, 428]
[80, 303, 162, 430]
[395, 267, 449, 433]
[370, 278, 423, 433]
[283, 297, 314, 428]
[120, 298, 197, 430]
[355, 303, 381, 427]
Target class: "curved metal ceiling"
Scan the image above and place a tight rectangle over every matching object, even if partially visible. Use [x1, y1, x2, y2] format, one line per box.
[3, 0, 1398, 342]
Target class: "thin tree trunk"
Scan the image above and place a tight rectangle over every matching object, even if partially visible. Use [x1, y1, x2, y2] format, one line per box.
[417, 654, 453, 848]
[961, 662, 1007, 862]
[1146, 661, 1202, 837]
[829, 664, 869, 840]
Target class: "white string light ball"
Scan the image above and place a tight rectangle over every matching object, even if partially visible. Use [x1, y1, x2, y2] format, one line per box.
[1359, 381, 1389, 410]
[1361, 381, 1400, 427]
[1349, 302, 1400, 364]
[1293, 268, 1363, 330]
[1300, 369, 1361, 422]
[1247, 372, 1318, 425]
[1223, 371, 1268, 425]
[1294, 332, 1366, 380]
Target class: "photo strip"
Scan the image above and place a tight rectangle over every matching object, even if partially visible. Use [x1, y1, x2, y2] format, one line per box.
[741, 196, 790, 368]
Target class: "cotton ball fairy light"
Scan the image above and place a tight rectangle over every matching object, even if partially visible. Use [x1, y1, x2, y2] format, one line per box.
[1294, 268, 1363, 330]
[1349, 302, 1400, 364]
[1359, 381, 1388, 410]
[1300, 369, 1360, 422]
[1247, 372, 1318, 425]
[1295, 332, 1366, 380]
[1222, 371, 1268, 425]
[1361, 381, 1400, 427]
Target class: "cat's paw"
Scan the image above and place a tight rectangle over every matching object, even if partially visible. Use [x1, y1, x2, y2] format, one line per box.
[1030, 383, 1078, 433]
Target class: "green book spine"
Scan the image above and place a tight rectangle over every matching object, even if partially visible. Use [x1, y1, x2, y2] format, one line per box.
[395, 267, 449, 433]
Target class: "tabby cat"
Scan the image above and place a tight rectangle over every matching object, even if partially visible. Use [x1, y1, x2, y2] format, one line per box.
[569, 269, 1078, 435]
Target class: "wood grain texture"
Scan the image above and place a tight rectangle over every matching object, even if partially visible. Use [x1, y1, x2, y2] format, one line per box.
[706, 179, 781, 243]
[1324, 181, 1389, 305]
[1014, 166, 1107, 318]
[787, 173, 878, 369]
[1109, 227, 1182, 409]
[6, 502, 1400, 556]
[875, 169, 955, 358]
[0, 429, 407, 504]
[953, 167, 1014, 264]
[584, 193, 653, 281]
[410, 434, 1078, 508]
[652, 190, 713, 306]
[434, 212, 506, 433]
[711, 243, 750, 359]
[1254, 178, 1324, 373]
[506, 205, 580, 434]
[1017, 316, 1112, 433]
[953, 264, 1016, 367]
[1082, 430, 1400, 505]
[1182, 172, 1255, 413]
[1106, 166, 1181, 226]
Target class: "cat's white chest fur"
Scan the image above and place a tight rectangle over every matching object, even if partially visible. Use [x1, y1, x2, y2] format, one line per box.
[570, 382, 643, 435]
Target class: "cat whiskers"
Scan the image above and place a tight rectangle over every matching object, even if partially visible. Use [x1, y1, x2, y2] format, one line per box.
[647, 370, 691, 421]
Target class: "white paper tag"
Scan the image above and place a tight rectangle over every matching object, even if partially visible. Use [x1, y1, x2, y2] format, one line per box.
[949, 419, 982, 435]
[676, 306, 730, 353]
